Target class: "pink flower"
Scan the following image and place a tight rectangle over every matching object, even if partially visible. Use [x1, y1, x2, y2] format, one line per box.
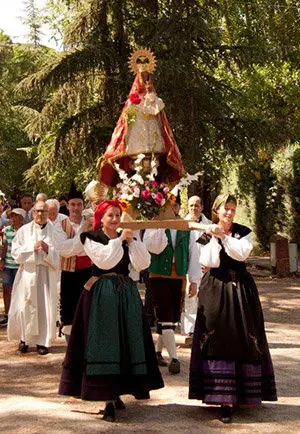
[141, 189, 151, 199]
[163, 186, 169, 193]
[151, 180, 159, 188]
[129, 93, 141, 104]
[154, 191, 164, 205]
[133, 186, 140, 198]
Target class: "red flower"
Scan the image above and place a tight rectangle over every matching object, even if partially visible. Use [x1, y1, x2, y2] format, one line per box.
[141, 189, 151, 199]
[129, 93, 141, 104]
[154, 192, 164, 205]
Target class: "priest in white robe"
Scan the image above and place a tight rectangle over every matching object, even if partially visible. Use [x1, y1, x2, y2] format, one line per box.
[7, 201, 59, 355]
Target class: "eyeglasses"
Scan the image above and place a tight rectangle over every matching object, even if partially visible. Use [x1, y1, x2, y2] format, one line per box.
[33, 210, 48, 214]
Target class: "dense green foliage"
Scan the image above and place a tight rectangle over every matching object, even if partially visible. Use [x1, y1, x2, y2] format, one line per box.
[0, 28, 57, 194]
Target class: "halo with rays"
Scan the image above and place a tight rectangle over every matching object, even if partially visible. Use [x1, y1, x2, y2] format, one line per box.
[128, 48, 157, 74]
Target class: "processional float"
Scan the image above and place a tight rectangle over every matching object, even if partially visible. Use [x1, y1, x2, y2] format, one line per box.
[87, 48, 214, 233]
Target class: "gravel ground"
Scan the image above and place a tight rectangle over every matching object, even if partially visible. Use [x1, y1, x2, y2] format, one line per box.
[1, 273, 300, 433]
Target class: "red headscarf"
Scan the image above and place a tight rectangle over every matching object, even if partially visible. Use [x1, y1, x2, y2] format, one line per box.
[93, 200, 122, 230]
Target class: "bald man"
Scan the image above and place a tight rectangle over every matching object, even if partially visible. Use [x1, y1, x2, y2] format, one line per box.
[183, 196, 211, 344]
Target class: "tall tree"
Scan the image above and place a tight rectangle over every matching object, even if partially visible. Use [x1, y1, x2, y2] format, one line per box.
[22, 0, 42, 46]
[0, 30, 56, 194]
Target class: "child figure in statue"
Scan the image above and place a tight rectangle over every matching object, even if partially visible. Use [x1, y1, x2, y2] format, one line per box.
[125, 73, 166, 157]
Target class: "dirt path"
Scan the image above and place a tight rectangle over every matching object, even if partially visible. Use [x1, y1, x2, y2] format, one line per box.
[1, 274, 300, 433]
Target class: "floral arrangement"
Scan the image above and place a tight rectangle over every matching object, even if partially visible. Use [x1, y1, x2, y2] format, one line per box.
[114, 154, 201, 220]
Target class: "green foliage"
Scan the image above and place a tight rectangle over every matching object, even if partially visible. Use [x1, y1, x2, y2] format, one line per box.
[272, 144, 300, 243]
[0, 36, 56, 194]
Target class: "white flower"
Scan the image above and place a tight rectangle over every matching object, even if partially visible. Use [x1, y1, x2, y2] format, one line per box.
[151, 192, 156, 199]
[134, 165, 143, 173]
[135, 153, 146, 164]
[121, 186, 133, 195]
[128, 179, 137, 187]
[114, 162, 129, 182]
[131, 174, 144, 185]
[119, 169, 129, 181]
[133, 187, 140, 198]
[150, 166, 158, 178]
[121, 193, 134, 201]
[151, 158, 157, 168]
[170, 171, 202, 193]
[146, 173, 155, 181]
[160, 198, 166, 206]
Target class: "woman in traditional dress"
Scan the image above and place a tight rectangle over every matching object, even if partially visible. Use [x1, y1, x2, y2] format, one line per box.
[59, 200, 164, 422]
[189, 194, 277, 423]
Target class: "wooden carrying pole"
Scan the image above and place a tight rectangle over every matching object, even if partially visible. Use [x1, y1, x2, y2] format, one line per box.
[119, 219, 214, 232]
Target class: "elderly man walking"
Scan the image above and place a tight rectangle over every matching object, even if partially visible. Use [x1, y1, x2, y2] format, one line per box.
[7, 201, 59, 355]
[182, 195, 211, 344]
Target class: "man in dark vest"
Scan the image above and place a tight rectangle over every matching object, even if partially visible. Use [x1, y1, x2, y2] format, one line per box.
[143, 196, 201, 374]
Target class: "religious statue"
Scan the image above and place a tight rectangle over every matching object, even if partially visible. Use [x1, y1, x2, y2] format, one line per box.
[98, 48, 185, 187]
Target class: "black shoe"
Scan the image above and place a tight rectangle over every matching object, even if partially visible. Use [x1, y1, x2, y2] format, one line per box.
[18, 341, 29, 353]
[220, 405, 232, 423]
[0, 315, 8, 327]
[36, 345, 49, 355]
[168, 358, 180, 374]
[156, 351, 168, 367]
[103, 402, 116, 422]
[115, 396, 126, 410]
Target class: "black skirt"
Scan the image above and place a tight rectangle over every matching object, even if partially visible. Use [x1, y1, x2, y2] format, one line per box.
[189, 269, 277, 405]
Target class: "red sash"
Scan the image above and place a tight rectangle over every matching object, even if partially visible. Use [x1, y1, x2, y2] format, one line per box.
[75, 255, 92, 270]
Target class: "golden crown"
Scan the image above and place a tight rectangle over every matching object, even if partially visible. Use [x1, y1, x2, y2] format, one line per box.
[128, 48, 157, 74]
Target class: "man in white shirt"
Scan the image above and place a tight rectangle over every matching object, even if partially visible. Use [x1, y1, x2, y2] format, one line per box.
[183, 196, 212, 345]
[7, 201, 59, 355]
[54, 183, 93, 342]
[186, 195, 211, 226]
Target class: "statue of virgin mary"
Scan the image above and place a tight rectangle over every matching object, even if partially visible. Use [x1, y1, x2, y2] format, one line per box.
[98, 49, 185, 187]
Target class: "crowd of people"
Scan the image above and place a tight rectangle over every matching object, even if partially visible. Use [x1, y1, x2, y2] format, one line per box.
[0, 186, 277, 424]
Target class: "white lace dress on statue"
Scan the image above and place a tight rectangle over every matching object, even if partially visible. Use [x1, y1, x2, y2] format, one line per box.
[126, 92, 166, 155]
